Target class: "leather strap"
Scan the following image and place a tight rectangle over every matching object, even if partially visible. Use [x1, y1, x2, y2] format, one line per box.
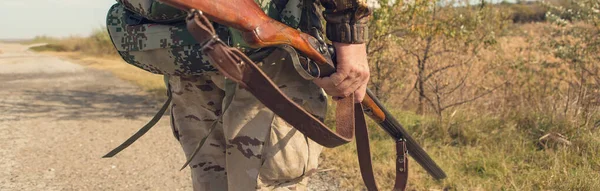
[355, 104, 408, 191]
[186, 10, 408, 190]
[186, 10, 355, 147]
[103, 91, 172, 158]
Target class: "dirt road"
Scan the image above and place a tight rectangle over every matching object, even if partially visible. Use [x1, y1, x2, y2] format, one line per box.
[0, 43, 191, 190]
[0, 43, 337, 191]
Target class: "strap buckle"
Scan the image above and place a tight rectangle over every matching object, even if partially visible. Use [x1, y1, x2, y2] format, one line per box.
[186, 9, 203, 20]
[199, 35, 224, 53]
[186, 9, 226, 54]
[397, 138, 408, 170]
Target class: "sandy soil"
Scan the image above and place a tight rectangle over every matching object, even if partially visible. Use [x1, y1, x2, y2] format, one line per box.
[0, 43, 338, 191]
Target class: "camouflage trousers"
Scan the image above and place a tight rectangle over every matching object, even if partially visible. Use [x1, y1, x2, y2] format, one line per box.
[168, 49, 328, 190]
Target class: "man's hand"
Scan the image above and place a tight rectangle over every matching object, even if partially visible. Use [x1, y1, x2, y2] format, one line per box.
[313, 42, 370, 103]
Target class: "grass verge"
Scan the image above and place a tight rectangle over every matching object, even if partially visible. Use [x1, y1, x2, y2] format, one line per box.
[26, 28, 117, 57]
[320, 109, 600, 190]
[43, 52, 166, 99]
[27, 28, 165, 98]
[34, 50, 600, 191]
[27, 25, 599, 190]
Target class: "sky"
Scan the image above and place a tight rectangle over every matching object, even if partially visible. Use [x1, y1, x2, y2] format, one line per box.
[0, 0, 522, 40]
[0, 0, 117, 40]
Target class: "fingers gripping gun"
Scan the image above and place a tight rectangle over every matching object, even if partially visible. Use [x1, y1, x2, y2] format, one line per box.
[159, 0, 447, 188]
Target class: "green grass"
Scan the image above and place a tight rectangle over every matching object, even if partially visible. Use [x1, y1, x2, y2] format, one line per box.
[320, 108, 600, 190]
[27, 22, 600, 191]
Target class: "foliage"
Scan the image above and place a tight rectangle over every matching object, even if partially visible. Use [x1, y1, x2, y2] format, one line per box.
[367, 0, 510, 117]
[29, 28, 117, 57]
[21, 35, 61, 45]
[541, 0, 600, 126]
[26, 1, 600, 190]
[318, 0, 600, 190]
[504, 1, 548, 23]
[320, 107, 600, 190]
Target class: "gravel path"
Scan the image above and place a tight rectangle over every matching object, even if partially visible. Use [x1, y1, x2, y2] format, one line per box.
[0, 43, 337, 191]
[0, 43, 191, 191]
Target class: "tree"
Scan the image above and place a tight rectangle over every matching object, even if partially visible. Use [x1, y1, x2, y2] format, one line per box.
[367, 0, 509, 118]
[543, 0, 600, 126]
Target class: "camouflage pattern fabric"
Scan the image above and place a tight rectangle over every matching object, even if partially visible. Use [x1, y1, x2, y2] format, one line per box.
[116, 0, 186, 22]
[108, 0, 332, 190]
[107, 4, 219, 75]
[168, 48, 328, 190]
[106, 0, 305, 76]
[159, 1, 327, 189]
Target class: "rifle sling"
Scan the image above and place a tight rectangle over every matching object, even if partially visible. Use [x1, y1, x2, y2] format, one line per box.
[355, 103, 409, 190]
[186, 10, 355, 148]
[185, 11, 408, 191]
[102, 91, 172, 158]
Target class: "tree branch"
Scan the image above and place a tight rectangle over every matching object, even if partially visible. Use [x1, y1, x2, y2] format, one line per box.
[441, 83, 504, 111]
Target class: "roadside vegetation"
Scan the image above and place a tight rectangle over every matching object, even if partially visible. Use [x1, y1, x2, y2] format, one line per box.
[29, 0, 599, 190]
[27, 28, 117, 56]
[28, 29, 166, 98]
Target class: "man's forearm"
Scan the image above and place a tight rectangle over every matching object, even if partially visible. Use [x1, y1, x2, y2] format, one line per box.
[312, 0, 371, 102]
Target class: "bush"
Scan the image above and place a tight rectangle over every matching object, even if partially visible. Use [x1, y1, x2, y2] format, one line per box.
[28, 28, 117, 57]
[510, 3, 548, 23]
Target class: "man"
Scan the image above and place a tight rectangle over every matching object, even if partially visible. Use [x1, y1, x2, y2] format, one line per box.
[166, 0, 371, 190]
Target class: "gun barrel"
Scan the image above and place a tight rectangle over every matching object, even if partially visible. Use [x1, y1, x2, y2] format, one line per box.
[362, 89, 447, 180]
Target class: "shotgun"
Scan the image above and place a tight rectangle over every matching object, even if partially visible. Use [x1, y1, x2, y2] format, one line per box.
[160, 0, 446, 180]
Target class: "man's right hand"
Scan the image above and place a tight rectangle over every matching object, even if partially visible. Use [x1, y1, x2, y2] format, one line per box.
[313, 42, 370, 103]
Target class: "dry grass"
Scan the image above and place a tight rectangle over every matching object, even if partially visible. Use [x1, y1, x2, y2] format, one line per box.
[320, 110, 600, 190]
[28, 28, 165, 98]
[29, 22, 599, 190]
[28, 28, 117, 57]
[44, 52, 166, 98]
[319, 22, 600, 190]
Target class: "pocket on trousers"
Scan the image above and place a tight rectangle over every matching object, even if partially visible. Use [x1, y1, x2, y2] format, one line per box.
[258, 117, 311, 181]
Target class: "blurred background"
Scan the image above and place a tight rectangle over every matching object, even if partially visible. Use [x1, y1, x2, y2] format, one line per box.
[0, 0, 598, 190]
[1, 0, 115, 40]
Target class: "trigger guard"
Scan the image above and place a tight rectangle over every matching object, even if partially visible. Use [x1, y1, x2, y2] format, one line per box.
[278, 45, 320, 80]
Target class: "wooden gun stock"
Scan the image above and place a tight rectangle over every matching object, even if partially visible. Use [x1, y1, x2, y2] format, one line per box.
[159, 0, 446, 180]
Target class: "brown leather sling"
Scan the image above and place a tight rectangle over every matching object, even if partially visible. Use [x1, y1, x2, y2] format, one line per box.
[106, 0, 446, 189]
[184, 10, 408, 191]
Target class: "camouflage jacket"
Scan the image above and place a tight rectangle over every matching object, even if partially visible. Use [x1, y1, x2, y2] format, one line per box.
[107, 0, 369, 76]
[233, 0, 371, 47]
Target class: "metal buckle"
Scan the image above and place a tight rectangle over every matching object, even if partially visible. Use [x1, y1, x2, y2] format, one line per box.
[186, 9, 224, 53]
[199, 36, 223, 52]
[186, 9, 203, 20]
[397, 138, 407, 162]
